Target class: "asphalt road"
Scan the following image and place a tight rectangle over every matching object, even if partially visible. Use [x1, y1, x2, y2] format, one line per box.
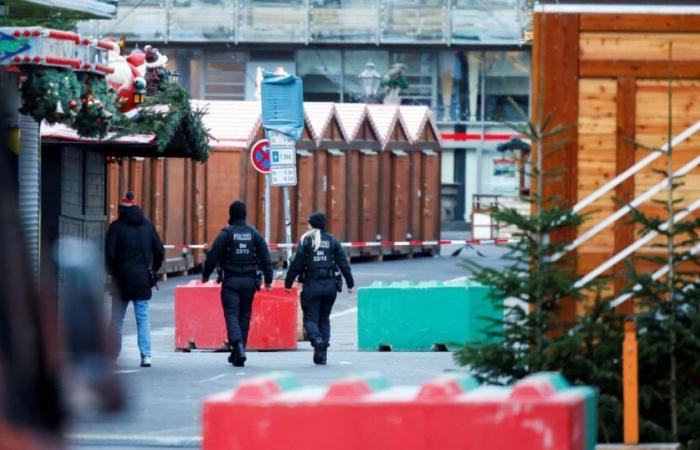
[69, 236, 508, 449]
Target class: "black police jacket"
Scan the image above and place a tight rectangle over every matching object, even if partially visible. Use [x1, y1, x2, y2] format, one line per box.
[202, 220, 273, 284]
[284, 231, 354, 290]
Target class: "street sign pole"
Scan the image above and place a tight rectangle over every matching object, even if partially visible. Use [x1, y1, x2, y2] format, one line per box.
[265, 173, 271, 243]
[283, 185, 292, 267]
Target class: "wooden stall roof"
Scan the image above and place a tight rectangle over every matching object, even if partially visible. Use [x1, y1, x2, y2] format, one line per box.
[42, 101, 441, 152]
[366, 104, 403, 148]
[304, 102, 336, 145]
[42, 122, 153, 145]
[399, 105, 442, 149]
[192, 100, 261, 149]
[334, 103, 368, 142]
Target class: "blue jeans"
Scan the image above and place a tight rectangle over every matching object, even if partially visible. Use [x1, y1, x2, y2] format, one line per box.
[111, 299, 151, 358]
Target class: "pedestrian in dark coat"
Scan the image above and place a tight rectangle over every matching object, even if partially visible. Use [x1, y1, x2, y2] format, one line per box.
[106, 192, 164, 367]
[202, 200, 273, 367]
[285, 212, 354, 365]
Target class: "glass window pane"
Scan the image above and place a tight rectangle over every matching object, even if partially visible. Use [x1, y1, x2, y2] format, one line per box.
[167, 48, 204, 99]
[204, 51, 247, 100]
[82, 0, 167, 42]
[452, 0, 522, 44]
[381, 0, 447, 44]
[484, 51, 530, 122]
[239, 0, 306, 43]
[170, 0, 234, 42]
[297, 49, 342, 102]
[343, 50, 389, 103]
[388, 51, 435, 106]
[309, 0, 377, 44]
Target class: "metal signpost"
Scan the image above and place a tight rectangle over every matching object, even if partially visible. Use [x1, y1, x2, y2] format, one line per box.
[260, 69, 303, 267]
[267, 129, 296, 265]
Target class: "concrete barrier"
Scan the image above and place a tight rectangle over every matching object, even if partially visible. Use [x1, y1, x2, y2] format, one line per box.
[358, 279, 502, 351]
[174, 280, 298, 351]
[202, 371, 597, 450]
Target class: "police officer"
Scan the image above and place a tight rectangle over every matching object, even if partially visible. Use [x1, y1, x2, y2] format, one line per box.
[202, 200, 273, 367]
[285, 212, 354, 365]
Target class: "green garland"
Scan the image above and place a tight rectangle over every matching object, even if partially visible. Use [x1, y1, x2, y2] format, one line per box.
[18, 65, 210, 161]
[19, 67, 81, 124]
[112, 81, 211, 162]
[73, 73, 118, 139]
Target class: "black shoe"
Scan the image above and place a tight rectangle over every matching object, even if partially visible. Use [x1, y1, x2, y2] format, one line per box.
[319, 346, 327, 365]
[229, 341, 246, 367]
[312, 339, 326, 365]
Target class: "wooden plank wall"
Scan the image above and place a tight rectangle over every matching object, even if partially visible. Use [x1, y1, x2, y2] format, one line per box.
[534, 11, 700, 314]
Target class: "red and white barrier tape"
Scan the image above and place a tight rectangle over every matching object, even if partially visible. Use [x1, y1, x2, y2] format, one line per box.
[163, 238, 517, 250]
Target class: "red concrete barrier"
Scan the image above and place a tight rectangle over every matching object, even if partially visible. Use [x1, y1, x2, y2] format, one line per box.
[174, 280, 298, 351]
[202, 372, 597, 450]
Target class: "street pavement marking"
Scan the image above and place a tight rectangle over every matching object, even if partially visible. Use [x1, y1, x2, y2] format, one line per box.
[114, 369, 139, 374]
[198, 373, 228, 383]
[199, 373, 227, 383]
[330, 307, 357, 319]
[68, 434, 202, 447]
[338, 361, 353, 365]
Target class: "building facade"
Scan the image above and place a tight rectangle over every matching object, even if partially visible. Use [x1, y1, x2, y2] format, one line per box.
[80, 0, 532, 228]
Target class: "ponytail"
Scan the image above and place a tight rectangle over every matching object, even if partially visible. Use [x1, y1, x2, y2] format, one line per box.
[301, 227, 322, 252]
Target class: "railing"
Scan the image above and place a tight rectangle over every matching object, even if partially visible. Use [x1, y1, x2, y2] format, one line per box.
[541, 119, 700, 304]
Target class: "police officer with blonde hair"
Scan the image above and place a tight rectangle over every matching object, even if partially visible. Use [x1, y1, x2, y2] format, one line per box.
[285, 212, 354, 365]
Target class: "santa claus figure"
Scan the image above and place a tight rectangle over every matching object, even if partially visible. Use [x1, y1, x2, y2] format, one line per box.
[104, 39, 147, 112]
[144, 45, 168, 96]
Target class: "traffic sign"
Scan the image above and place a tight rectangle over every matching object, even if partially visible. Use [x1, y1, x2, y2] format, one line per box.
[270, 147, 296, 167]
[250, 139, 270, 174]
[270, 166, 297, 186]
[268, 129, 296, 148]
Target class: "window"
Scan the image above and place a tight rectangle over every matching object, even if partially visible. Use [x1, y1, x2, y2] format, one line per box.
[342, 50, 389, 103]
[483, 51, 530, 122]
[389, 51, 435, 106]
[297, 49, 342, 102]
[204, 51, 246, 100]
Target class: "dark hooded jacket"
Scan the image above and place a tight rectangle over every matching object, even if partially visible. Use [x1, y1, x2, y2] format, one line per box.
[105, 206, 164, 300]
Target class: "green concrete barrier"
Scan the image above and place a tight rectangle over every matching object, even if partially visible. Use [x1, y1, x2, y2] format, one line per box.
[357, 279, 502, 351]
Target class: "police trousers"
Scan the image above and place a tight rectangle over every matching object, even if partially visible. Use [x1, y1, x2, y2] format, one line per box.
[221, 276, 257, 346]
[300, 278, 337, 345]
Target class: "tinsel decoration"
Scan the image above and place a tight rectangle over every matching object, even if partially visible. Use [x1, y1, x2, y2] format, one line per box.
[73, 73, 118, 139]
[19, 67, 81, 124]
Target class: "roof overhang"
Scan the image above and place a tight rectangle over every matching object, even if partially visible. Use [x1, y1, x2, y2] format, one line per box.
[1, 0, 117, 19]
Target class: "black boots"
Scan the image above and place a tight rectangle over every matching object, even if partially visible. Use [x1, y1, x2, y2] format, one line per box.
[228, 341, 247, 367]
[312, 339, 328, 365]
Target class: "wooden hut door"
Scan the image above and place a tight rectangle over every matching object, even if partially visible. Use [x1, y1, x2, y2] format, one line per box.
[360, 150, 380, 244]
[421, 151, 440, 242]
[327, 150, 346, 239]
[390, 150, 410, 243]
[164, 159, 187, 272]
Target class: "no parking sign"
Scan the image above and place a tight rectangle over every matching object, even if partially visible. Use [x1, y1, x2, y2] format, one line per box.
[250, 139, 270, 174]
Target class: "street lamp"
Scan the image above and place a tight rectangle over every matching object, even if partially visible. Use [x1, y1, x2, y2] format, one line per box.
[358, 61, 381, 103]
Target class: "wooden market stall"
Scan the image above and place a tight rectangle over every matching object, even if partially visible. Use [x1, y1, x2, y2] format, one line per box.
[52, 100, 443, 272]
[532, 2, 700, 316]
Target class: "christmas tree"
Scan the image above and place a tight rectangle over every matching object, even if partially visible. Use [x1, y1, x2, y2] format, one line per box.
[622, 71, 700, 445]
[455, 98, 626, 441]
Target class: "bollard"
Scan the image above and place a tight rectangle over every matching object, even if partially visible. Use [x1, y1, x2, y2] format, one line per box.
[623, 320, 639, 445]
